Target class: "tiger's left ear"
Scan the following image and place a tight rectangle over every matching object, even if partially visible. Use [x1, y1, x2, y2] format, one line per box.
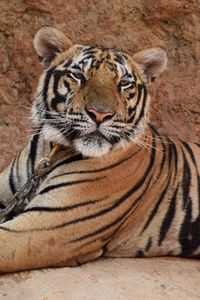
[33, 26, 73, 67]
[132, 47, 167, 83]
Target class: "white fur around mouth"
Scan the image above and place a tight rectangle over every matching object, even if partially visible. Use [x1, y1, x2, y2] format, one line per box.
[42, 124, 113, 157]
[74, 132, 112, 157]
[42, 124, 71, 146]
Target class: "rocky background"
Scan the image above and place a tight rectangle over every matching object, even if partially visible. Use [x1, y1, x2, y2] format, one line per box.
[0, 0, 200, 169]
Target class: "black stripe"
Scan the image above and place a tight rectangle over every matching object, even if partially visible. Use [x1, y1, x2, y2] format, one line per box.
[43, 67, 56, 108]
[73, 55, 95, 68]
[170, 139, 178, 178]
[53, 70, 66, 100]
[70, 64, 82, 71]
[179, 200, 200, 257]
[29, 131, 40, 174]
[0, 227, 13, 232]
[114, 55, 125, 65]
[127, 84, 143, 123]
[127, 114, 135, 124]
[24, 197, 106, 213]
[181, 141, 200, 206]
[128, 106, 135, 116]
[181, 148, 191, 209]
[179, 197, 192, 256]
[141, 168, 173, 234]
[63, 80, 71, 91]
[181, 141, 197, 167]
[134, 84, 148, 127]
[148, 124, 159, 136]
[135, 250, 145, 257]
[9, 156, 17, 194]
[0, 198, 138, 235]
[38, 177, 105, 195]
[156, 140, 166, 180]
[45, 154, 84, 177]
[63, 59, 72, 68]
[15, 151, 22, 183]
[69, 208, 133, 244]
[135, 84, 143, 107]
[127, 92, 136, 101]
[51, 150, 137, 180]
[158, 185, 178, 246]
[147, 126, 174, 184]
[83, 46, 99, 53]
[141, 138, 181, 235]
[145, 237, 152, 252]
[148, 128, 167, 181]
[51, 96, 66, 111]
[167, 139, 174, 170]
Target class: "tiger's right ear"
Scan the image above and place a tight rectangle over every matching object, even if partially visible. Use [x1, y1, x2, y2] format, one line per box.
[33, 26, 73, 67]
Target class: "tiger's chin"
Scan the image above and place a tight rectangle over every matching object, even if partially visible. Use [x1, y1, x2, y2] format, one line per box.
[74, 134, 112, 158]
[42, 125, 113, 157]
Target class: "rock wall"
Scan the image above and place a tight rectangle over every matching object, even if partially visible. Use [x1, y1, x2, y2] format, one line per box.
[0, 0, 200, 169]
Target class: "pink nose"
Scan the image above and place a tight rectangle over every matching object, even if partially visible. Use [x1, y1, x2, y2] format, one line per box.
[87, 108, 114, 123]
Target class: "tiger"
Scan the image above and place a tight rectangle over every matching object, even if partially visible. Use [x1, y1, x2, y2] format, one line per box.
[0, 26, 200, 274]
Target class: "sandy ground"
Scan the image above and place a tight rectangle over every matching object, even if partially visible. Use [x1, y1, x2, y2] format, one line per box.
[1, 258, 200, 300]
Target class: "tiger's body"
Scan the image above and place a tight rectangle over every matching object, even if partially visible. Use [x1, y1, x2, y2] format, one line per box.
[0, 26, 199, 273]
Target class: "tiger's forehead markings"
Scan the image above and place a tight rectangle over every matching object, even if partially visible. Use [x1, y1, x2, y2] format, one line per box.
[112, 52, 133, 77]
[63, 46, 98, 73]
[60, 45, 133, 78]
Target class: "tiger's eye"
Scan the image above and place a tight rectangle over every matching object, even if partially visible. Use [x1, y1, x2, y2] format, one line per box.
[120, 78, 129, 86]
[73, 72, 83, 79]
[69, 71, 86, 84]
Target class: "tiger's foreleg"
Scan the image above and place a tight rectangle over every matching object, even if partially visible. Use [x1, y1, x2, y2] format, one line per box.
[0, 193, 105, 273]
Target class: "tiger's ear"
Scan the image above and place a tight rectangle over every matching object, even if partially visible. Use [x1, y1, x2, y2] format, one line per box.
[33, 26, 73, 67]
[132, 47, 167, 83]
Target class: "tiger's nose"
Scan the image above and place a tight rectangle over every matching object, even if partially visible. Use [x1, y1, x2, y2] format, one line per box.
[86, 108, 114, 123]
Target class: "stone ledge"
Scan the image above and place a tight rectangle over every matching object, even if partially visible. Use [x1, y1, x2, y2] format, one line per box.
[1, 258, 200, 299]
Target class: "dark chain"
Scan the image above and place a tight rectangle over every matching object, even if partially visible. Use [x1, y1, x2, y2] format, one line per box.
[0, 145, 61, 224]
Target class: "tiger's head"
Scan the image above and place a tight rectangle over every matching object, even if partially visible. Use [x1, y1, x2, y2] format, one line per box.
[32, 26, 167, 157]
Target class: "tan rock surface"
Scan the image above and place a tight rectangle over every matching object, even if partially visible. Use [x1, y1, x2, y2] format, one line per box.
[1, 258, 200, 300]
[0, 0, 200, 169]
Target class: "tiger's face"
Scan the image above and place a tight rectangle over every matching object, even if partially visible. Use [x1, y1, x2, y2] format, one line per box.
[32, 27, 167, 157]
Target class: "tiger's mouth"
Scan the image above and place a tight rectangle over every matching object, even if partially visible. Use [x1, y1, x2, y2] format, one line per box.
[84, 130, 110, 143]
[73, 130, 113, 157]
[41, 121, 117, 157]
